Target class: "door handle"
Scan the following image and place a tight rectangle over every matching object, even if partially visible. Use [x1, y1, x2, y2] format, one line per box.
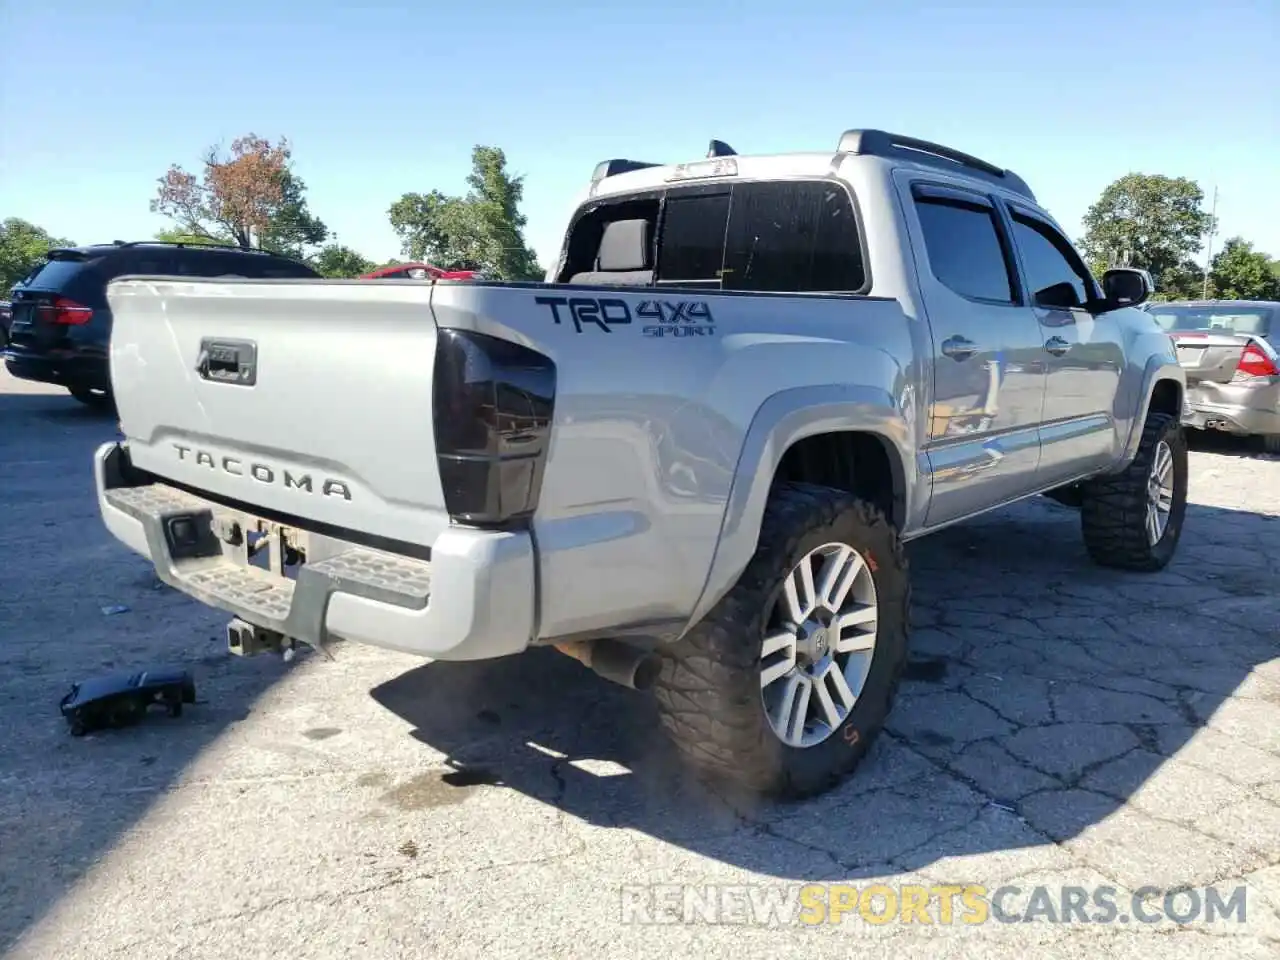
[1044, 336, 1071, 356]
[941, 336, 978, 361]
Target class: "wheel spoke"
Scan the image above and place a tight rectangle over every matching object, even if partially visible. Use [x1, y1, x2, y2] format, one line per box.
[813, 671, 842, 728]
[761, 630, 795, 658]
[817, 546, 864, 613]
[826, 662, 858, 711]
[772, 674, 797, 732]
[835, 606, 877, 652]
[783, 557, 817, 623]
[1146, 506, 1161, 544]
[835, 629, 876, 653]
[760, 632, 797, 688]
[787, 677, 812, 743]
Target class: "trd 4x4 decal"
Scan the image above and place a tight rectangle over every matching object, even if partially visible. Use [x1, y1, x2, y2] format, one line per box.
[535, 295, 716, 337]
[637, 300, 716, 338]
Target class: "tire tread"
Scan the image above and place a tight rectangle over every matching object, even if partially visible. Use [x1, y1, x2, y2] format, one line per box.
[1079, 412, 1185, 572]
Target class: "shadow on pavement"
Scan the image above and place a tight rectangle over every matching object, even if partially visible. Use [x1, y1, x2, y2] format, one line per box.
[372, 485, 1280, 882]
[0, 385, 289, 952]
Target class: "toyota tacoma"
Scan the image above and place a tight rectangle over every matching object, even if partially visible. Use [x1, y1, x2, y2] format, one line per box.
[93, 129, 1188, 799]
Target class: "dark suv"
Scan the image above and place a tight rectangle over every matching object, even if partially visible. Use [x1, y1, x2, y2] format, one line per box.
[4, 241, 320, 408]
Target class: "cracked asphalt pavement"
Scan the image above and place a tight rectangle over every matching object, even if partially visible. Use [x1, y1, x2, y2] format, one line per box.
[2, 368, 1279, 959]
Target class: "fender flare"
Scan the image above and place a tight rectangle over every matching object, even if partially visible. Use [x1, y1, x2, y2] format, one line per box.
[682, 383, 915, 632]
[1115, 355, 1187, 469]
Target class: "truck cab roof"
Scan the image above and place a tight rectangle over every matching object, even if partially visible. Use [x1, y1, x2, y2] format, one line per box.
[583, 128, 1037, 207]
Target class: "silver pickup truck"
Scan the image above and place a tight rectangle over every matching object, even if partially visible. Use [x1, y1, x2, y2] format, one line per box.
[94, 129, 1188, 800]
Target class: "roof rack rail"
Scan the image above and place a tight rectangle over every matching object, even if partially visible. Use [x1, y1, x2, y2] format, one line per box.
[591, 158, 663, 182]
[837, 129, 1035, 201]
[117, 240, 286, 255]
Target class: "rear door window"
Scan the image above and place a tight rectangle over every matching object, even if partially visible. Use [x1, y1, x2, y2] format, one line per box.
[913, 194, 1016, 304]
[248, 259, 321, 279]
[112, 251, 180, 278]
[174, 250, 318, 279]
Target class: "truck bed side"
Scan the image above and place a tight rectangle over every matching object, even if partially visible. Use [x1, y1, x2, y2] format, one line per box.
[427, 280, 920, 643]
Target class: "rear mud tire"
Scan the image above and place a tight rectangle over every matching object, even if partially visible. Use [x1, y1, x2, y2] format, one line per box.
[1079, 412, 1188, 572]
[651, 482, 910, 801]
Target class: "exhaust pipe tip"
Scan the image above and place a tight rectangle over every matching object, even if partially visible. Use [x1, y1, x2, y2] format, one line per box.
[554, 638, 661, 691]
[623, 651, 662, 691]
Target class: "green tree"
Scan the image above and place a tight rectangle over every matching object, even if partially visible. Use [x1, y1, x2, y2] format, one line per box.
[1080, 173, 1212, 293]
[1150, 259, 1210, 302]
[388, 146, 542, 280]
[151, 134, 328, 256]
[313, 244, 375, 278]
[1208, 237, 1280, 300]
[258, 170, 329, 259]
[0, 218, 74, 292]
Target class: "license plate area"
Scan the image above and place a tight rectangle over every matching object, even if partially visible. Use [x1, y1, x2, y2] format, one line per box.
[212, 513, 308, 580]
[9, 303, 37, 334]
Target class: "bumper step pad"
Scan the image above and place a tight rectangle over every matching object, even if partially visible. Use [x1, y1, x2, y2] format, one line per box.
[102, 483, 432, 642]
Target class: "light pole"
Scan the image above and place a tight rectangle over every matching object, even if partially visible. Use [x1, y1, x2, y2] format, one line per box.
[1201, 184, 1218, 299]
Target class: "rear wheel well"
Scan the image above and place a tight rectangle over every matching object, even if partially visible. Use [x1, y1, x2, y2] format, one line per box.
[772, 431, 903, 529]
[1148, 379, 1182, 419]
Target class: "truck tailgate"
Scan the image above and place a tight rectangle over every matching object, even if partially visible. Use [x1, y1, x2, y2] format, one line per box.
[1168, 331, 1248, 385]
[106, 277, 451, 547]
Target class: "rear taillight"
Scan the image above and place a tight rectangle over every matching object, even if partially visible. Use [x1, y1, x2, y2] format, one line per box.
[1235, 343, 1279, 380]
[432, 329, 556, 527]
[37, 297, 94, 325]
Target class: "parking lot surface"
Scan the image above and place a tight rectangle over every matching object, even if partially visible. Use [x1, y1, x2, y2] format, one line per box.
[2, 368, 1279, 960]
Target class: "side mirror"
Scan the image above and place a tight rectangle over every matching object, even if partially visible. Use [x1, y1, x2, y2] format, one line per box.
[1034, 281, 1082, 310]
[1101, 268, 1152, 309]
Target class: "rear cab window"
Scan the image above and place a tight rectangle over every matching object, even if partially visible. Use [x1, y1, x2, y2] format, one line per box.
[720, 181, 866, 292]
[15, 251, 115, 308]
[556, 178, 868, 294]
[19, 254, 106, 293]
[1148, 305, 1274, 338]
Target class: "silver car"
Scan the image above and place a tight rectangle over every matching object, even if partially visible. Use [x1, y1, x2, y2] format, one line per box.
[1151, 299, 1280, 454]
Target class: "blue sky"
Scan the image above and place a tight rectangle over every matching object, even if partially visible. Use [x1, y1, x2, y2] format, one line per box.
[2, 0, 1277, 270]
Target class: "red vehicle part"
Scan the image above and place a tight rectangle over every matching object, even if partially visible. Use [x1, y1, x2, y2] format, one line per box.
[360, 262, 477, 281]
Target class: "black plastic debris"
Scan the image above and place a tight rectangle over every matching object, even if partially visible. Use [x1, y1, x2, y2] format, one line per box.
[59, 667, 197, 736]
